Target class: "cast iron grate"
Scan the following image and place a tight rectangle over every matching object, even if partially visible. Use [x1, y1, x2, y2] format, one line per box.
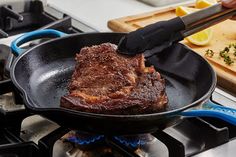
[0, 142, 39, 157]
[0, 1, 81, 37]
[0, 127, 39, 157]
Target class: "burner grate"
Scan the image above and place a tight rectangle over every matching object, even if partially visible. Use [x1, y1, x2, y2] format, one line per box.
[0, 128, 39, 157]
[0, 142, 39, 157]
[0, 1, 81, 38]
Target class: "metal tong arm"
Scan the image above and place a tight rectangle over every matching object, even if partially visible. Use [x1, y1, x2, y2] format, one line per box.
[181, 3, 236, 37]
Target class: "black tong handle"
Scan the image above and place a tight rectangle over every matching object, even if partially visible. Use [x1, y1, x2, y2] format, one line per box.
[117, 16, 185, 55]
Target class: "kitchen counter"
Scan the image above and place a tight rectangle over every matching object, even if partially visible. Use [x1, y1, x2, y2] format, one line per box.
[47, 0, 193, 32]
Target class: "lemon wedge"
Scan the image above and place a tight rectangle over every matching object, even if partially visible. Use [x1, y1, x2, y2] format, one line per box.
[175, 5, 213, 46]
[175, 6, 199, 16]
[196, 0, 217, 9]
[185, 29, 213, 46]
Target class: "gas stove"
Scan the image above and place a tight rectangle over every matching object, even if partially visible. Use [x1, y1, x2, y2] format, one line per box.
[0, 1, 236, 157]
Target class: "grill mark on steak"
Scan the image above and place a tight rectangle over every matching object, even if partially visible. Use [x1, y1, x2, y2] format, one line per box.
[60, 43, 168, 114]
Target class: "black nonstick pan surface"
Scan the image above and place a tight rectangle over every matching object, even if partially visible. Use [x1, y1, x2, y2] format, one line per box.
[10, 29, 233, 135]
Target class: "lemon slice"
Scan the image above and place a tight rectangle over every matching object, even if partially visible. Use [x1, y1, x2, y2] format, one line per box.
[196, 0, 217, 9]
[185, 29, 213, 46]
[175, 5, 213, 46]
[175, 6, 199, 16]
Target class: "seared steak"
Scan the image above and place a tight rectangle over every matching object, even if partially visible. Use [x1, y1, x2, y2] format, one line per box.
[60, 43, 168, 114]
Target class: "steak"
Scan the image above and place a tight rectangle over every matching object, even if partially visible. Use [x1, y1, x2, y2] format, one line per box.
[60, 43, 168, 114]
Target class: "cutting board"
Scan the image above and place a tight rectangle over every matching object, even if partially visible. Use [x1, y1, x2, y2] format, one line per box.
[108, 6, 236, 94]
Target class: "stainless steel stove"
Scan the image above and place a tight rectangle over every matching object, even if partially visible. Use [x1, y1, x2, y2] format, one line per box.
[0, 1, 236, 157]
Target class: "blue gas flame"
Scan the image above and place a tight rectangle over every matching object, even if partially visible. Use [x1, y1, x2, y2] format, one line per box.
[67, 133, 105, 145]
[114, 136, 148, 148]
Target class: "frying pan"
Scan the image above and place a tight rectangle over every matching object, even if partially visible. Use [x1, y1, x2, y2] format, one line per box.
[9, 29, 236, 135]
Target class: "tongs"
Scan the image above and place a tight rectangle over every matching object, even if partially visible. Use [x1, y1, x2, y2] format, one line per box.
[117, 3, 236, 57]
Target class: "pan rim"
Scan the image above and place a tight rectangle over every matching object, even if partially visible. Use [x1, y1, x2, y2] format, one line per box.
[10, 32, 217, 119]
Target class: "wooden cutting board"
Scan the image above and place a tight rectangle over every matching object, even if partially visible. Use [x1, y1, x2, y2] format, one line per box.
[108, 6, 236, 94]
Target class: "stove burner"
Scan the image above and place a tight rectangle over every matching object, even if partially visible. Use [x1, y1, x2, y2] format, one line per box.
[114, 134, 154, 148]
[66, 131, 105, 146]
[64, 131, 155, 149]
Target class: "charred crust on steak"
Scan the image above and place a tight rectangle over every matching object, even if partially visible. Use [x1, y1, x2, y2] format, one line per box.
[60, 43, 168, 114]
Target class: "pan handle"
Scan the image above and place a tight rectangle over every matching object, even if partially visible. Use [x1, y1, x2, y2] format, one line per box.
[11, 29, 67, 56]
[181, 100, 236, 125]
